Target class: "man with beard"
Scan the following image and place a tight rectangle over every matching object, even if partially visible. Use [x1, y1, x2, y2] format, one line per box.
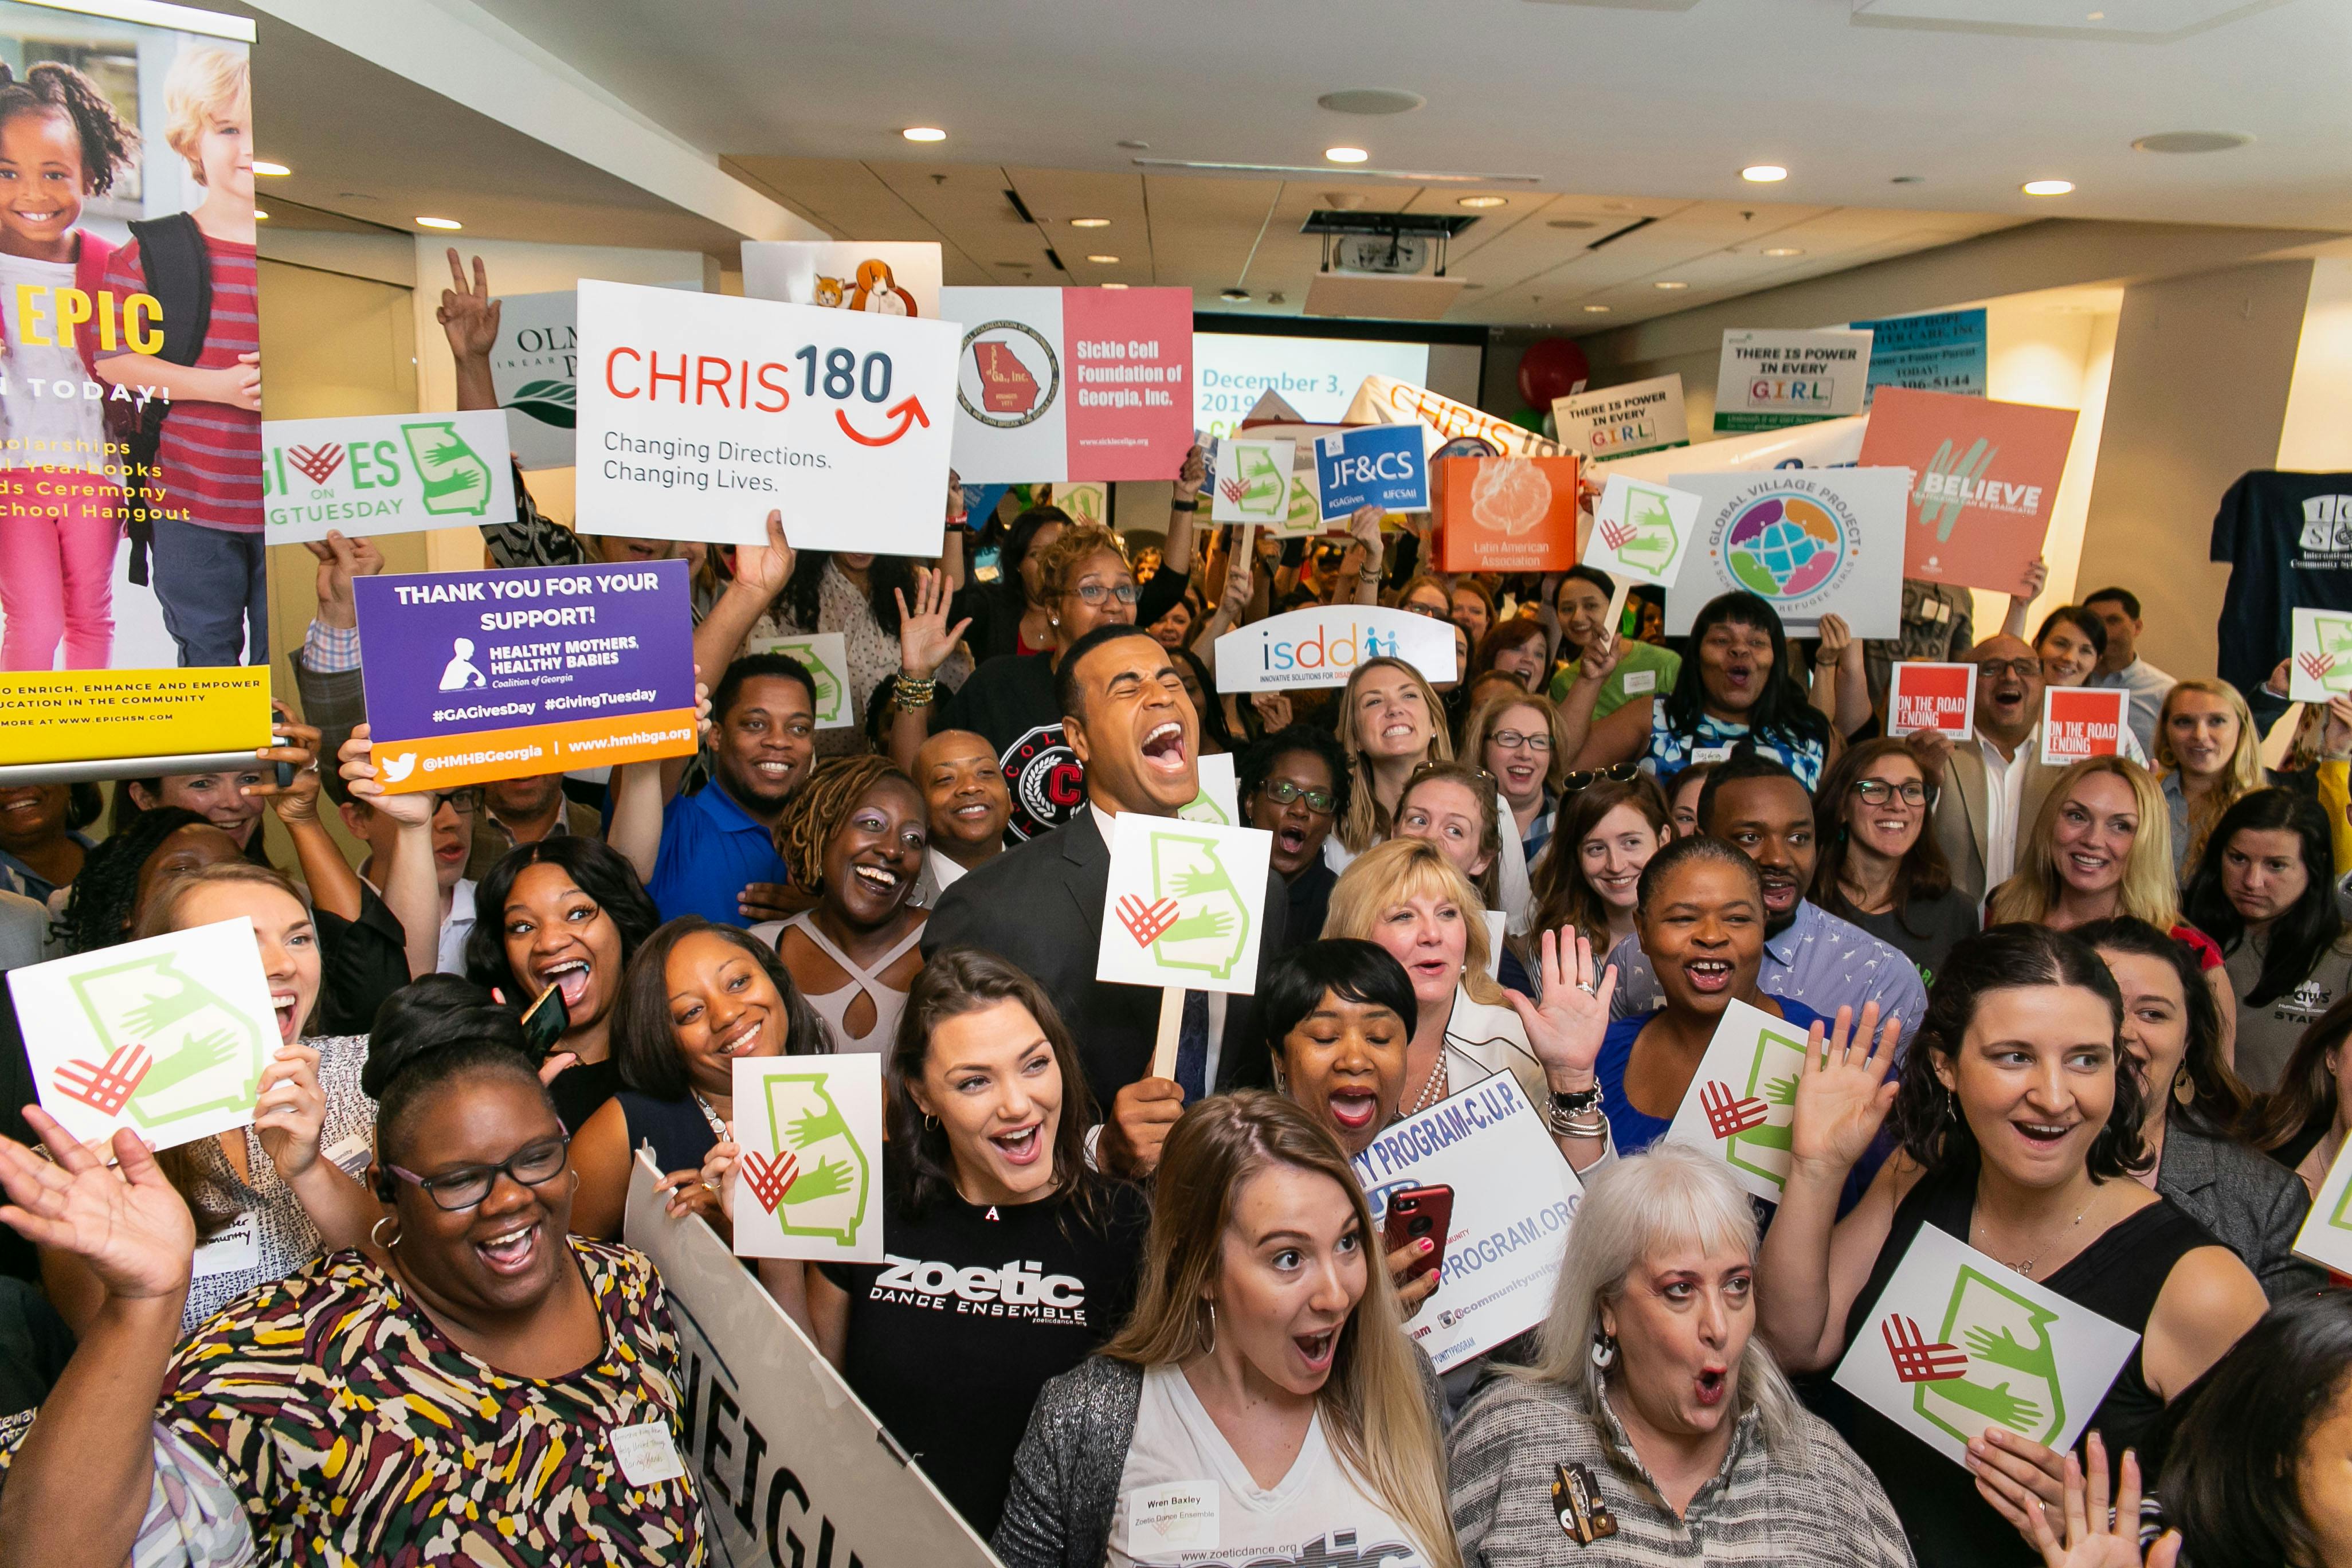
[1904, 633, 2067, 904]
[1601, 751, 1924, 1051]
[463, 770, 604, 879]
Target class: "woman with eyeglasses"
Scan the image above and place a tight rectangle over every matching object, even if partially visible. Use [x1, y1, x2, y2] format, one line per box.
[1812, 738, 1979, 988]
[0, 974, 707, 1566]
[1524, 775, 1672, 967]
[1468, 689, 1567, 866]
[1241, 724, 1351, 945]
[1562, 591, 1836, 790]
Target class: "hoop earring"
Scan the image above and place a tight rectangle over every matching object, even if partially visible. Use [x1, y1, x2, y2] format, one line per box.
[1202, 1301, 1218, 1354]
[925, 1114, 939, 1131]
[370, 1215, 400, 1251]
[2172, 1066, 2194, 1107]
[570, 1169, 582, 1193]
[1589, 1331, 1616, 1369]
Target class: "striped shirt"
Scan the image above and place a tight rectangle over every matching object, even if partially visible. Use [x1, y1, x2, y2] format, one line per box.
[99, 234, 261, 534]
[1449, 1374, 1912, 1566]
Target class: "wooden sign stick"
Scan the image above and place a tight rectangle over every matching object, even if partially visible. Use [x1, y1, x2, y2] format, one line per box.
[1151, 985, 1186, 1082]
[1603, 579, 1633, 644]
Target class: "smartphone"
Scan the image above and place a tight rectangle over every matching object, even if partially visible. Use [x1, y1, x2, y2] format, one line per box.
[1382, 1183, 1453, 1284]
[269, 735, 295, 789]
[519, 983, 570, 1060]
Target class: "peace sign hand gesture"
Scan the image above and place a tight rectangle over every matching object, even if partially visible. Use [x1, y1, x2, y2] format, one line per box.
[1505, 928, 1617, 1093]
[0, 1107, 194, 1302]
[436, 248, 501, 362]
[896, 565, 971, 680]
[1788, 1002, 1900, 1180]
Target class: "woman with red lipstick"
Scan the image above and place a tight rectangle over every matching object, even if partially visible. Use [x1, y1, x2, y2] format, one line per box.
[0, 977, 708, 1565]
[994, 1093, 1458, 1568]
[1451, 1143, 1910, 1565]
[1332, 656, 1453, 865]
[767, 755, 929, 1053]
[39, 863, 379, 1340]
[1562, 591, 1836, 791]
[1757, 925, 2268, 1567]
[566, 917, 829, 1240]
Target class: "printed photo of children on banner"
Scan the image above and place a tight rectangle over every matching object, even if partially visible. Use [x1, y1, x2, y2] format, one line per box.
[0, 3, 256, 679]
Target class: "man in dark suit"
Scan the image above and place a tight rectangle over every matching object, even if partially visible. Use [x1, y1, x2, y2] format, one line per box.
[924, 623, 1287, 1175]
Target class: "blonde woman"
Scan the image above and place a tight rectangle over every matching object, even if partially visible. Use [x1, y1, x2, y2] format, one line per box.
[1987, 755, 2236, 1063]
[1323, 838, 1616, 1173]
[1450, 1144, 1910, 1565]
[993, 1092, 1460, 1568]
[2155, 679, 2263, 881]
[1331, 655, 1452, 864]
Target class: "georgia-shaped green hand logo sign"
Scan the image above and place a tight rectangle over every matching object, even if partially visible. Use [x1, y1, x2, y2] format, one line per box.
[1917, 1265, 2066, 1447]
[1146, 830, 1251, 982]
[65, 954, 267, 1132]
[759, 1073, 871, 1246]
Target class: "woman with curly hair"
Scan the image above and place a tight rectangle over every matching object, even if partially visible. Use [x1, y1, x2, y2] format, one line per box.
[767, 754, 930, 1052]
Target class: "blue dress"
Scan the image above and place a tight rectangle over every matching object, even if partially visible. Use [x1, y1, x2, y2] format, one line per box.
[1644, 702, 1826, 790]
[1594, 994, 1830, 1154]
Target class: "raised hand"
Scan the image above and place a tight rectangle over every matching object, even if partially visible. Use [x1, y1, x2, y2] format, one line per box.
[2014, 555, 2049, 603]
[2016, 1435, 2174, 1568]
[1816, 613, 1853, 661]
[1576, 624, 1624, 687]
[894, 564, 971, 679]
[1904, 728, 1955, 791]
[304, 530, 383, 629]
[246, 703, 323, 825]
[1505, 928, 1617, 1091]
[1787, 1002, 1900, 1178]
[730, 509, 796, 602]
[338, 725, 434, 826]
[2324, 695, 2352, 761]
[1174, 444, 1206, 503]
[436, 247, 501, 361]
[1251, 691, 1293, 732]
[1218, 545, 1254, 620]
[0, 1108, 195, 1300]
[253, 1042, 327, 1182]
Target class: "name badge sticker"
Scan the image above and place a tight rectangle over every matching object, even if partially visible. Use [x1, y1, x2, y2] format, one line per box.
[191, 1212, 258, 1280]
[323, 1132, 373, 1178]
[1128, 1480, 1220, 1551]
[612, 1420, 687, 1488]
[1622, 669, 1656, 695]
[1691, 744, 1734, 765]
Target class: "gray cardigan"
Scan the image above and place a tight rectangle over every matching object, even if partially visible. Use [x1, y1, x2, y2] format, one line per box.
[992, 1353, 1445, 1568]
[2155, 1117, 2327, 1300]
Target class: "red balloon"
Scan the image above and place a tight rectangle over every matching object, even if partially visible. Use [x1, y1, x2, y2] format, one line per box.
[1517, 337, 1591, 410]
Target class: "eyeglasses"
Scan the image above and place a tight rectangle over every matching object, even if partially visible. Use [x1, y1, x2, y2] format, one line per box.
[1851, 778, 1932, 807]
[439, 787, 485, 818]
[1070, 582, 1139, 606]
[1562, 762, 1642, 793]
[386, 1136, 569, 1212]
[1489, 729, 1553, 754]
[1974, 658, 2043, 681]
[1260, 779, 1336, 815]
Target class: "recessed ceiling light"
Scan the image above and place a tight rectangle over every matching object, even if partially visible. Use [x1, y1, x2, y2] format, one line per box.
[901, 126, 947, 143]
[2022, 179, 2075, 196]
[1583, 304, 1611, 313]
[1085, 254, 1120, 264]
[1070, 217, 1111, 228]
[1762, 246, 1804, 257]
[2132, 130, 2252, 154]
[415, 215, 463, 230]
[1318, 88, 1425, 115]
[1741, 164, 1788, 183]
[1653, 280, 1688, 291]
[253, 209, 268, 221]
[1220, 288, 1250, 301]
[1458, 195, 1506, 209]
[252, 159, 289, 177]
[1100, 283, 1128, 289]
[1324, 146, 1369, 164]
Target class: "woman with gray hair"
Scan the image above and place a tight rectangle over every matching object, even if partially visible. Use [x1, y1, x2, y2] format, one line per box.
[1447, 1142, 1912, 1565]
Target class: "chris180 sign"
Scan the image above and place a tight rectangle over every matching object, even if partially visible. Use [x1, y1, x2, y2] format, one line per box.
[574, 279, 958, 551]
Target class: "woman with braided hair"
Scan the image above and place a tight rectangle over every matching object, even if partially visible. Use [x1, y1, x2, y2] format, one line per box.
[765, 754, 930, 1052]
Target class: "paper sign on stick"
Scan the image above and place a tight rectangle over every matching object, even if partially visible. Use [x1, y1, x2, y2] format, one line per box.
[1585, 473, 1700, 588]
[749, 630, 853, 728]
[574, 279, 958, 550]
[1890, 663, 1978, 740]
[1833, 1222, 2140, 1467]
[2288, 607, 2352, 703]
[1213, 605, 1457, 693]
[740, 241, 942, 318]
[2040, 687, 2130, 765]
[1663, 998, 1810, 1204]
[2290, 1134, 2352, 1275]
[941, 287, 1194, 481]
[730, 1055, 884, 1263]
[1212, 438, 1295, 525]
[1857, 387, 2077, 593]
[1553, 375, 1688, 460]
[262, 411, 517, 544]
[12, 918, 274, 1153]
[1433, 456, 1581, 574]
[1715, 328, 1873, 433]
[1317, 423, 1429, 521]
[1178, 752, 1240, 825]
[354, 560, 698, 792]
[1348, 1072, 1584, 1373]
[1665, 468, 1910, 638]
[1095, 814, 1272, 994]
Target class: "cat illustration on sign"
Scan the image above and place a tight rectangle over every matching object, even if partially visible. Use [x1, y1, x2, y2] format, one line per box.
[813, 276, 844, 308]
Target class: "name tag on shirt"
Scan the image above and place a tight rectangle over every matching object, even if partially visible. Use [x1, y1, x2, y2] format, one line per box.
[1621, 669, 1656, 695]
[190, 1212, 258, 1280]
[1691, 744, 1734, 765]
[1129, 1480, 1220, 1551]
[612, 1420, 687, 1488]
[323, 1132, 373, 1179]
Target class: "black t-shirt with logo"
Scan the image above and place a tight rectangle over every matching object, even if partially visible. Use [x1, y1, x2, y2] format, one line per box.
[817, 1174, 1149, 1535]
[2210, 469, 2352, 697]
[935, 652, 1083, 841]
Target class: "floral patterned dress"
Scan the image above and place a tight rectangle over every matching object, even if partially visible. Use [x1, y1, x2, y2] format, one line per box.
[3, 1238, 705, 1566]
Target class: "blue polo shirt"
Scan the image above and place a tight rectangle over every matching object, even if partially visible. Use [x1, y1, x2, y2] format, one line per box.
[646, 779, 787, 926]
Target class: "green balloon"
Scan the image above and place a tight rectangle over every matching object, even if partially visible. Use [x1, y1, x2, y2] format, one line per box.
[1507, 407, 1546, 433]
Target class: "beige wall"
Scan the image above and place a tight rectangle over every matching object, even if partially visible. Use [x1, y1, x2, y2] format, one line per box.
[2072, 260, 2315, 684]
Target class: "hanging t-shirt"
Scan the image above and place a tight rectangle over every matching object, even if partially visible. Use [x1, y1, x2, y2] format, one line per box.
[818, 1177, 1149, 1535]
[1108, 1363, 1432, 1568]
[934, 652, 1081, 841]
[2209, 470, 2352, 698]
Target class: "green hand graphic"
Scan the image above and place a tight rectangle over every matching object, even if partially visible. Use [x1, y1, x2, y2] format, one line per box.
[1962, 1323, 2044, 1373]
[117, 988, 213, 1039]
[1918, 1266, 2067, 1446]
[1162, 908, 1234, 943]
[759, 1073, 871, 1247]
[1143, 831, 1252, 981]
[1762, 1073, 1797, 1106]
[1938, 1378, 2043, 1432]
[399, 421, 495, 517]
[138, 1028, 241, 1100]
[782, 1155, 853, 1205]
[788, 1100, 849, 1149]
[68, 952, 267, 1133]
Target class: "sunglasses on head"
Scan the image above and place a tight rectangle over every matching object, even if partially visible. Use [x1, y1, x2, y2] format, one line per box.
[1561, 762, 1642, 793]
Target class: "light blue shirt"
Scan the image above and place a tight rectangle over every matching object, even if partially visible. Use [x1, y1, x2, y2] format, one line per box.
[1602, 898, 1928, 1051]
[2088, 656, 2175, 759]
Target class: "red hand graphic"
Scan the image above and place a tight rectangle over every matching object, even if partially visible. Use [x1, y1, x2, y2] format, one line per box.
[835, 395, 931, 448]
[1116, 895, 1180, 947]
[1219, 476, 1246, 504]
[2300, 651, 2334, 682]
[53, 1042, 151, 1116]
[739, 1148, 799, 1214]
[1881, 1314, 1969, 1383]
[1699, 1080, 1769, 1138]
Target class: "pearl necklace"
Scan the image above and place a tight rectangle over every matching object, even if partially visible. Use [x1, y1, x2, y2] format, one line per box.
[1407, 1053, 1449, 1115]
